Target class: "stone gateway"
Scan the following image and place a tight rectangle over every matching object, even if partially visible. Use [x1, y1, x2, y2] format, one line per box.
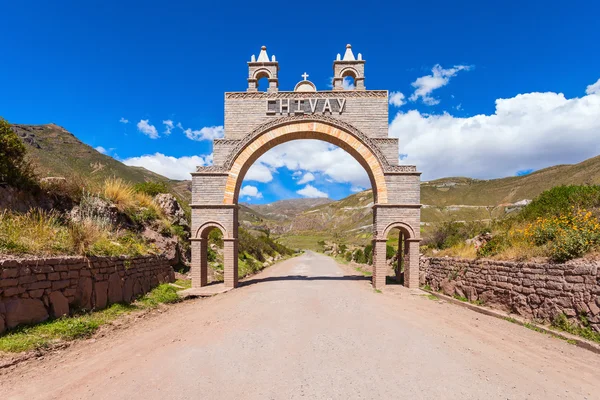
[191, 44, 421, 289]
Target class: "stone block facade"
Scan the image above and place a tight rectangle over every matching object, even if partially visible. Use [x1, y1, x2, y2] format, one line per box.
[0, 256, 175, 333]
[191, 45, 422, 290]
[420, 257, 600, 333]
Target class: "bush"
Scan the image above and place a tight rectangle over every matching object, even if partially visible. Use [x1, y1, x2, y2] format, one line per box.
[0, 117, 35, 187]
[134, 181, 169, 197]
[477, 235, 508, 257]
[518, 209, 600, 262]
[353, 248, 366, 264]
[520, 185, 600, 221]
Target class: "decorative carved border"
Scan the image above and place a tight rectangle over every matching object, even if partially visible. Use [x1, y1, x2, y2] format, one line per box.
[383, 165, 418, 173]
[222, 114, 391, 170]
[194, 166, 228, 173]
[213, 139, 240, 145]
[225, 90, 387, 99]
[371, 138, 399, 143]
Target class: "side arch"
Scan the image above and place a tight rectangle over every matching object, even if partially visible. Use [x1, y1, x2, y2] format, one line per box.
[222, 118, 389, 204]
[381, 221, 415, 240]
[195, 221, 228, 239]
[253, 68, 272, 80]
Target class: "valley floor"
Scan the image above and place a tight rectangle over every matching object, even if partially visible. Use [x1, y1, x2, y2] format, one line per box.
[1, 252, 599, 399]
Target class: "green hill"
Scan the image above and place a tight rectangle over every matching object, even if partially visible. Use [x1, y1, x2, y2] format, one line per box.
[247, 155, 600, 248]
[11, 124, 190, 200]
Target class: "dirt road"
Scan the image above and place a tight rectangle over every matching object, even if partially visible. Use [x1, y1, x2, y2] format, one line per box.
[2, 251, 599, 399]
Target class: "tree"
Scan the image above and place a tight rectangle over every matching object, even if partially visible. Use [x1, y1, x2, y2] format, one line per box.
[0, 118, 34, 187]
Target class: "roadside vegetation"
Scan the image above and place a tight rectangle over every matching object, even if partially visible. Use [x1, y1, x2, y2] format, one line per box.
[0, 280, 190, 353]
[206, 227, 296, 280]
[422, 185, 600, 262]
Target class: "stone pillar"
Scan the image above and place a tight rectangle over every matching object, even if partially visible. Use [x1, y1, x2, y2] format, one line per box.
[372, 239, 387, 290]
[404, 239, 420, 288]
[223, 238, 238, 288]
[191, 239, 208, 288]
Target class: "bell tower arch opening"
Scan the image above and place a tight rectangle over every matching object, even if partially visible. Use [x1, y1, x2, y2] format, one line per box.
[191, 44, 421, 291]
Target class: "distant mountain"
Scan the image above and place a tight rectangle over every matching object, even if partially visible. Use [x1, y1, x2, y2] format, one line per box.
[244, 198, 333, 221]
[11, 124, 190, 201]
[242, 155, 600, 248]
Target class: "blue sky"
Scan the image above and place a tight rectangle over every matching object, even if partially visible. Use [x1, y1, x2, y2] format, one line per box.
[2, 0, 600, 204]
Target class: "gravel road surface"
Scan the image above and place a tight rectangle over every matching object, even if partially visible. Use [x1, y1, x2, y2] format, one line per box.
[2, 251, 599, 399]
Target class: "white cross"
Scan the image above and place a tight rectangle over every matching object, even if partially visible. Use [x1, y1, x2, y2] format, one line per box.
[302, 72, 309, 81]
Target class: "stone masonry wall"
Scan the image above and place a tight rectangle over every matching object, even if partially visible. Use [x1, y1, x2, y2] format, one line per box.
[0, 255, 175, 334]
[420, 257, 600, 333]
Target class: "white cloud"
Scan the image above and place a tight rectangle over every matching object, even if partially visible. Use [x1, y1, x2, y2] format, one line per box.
[119, 117, 129, 124]
[390, 78, 600, 181]
[586, 78, 600, 95]
[342, 76, 355, 90]
[137, 120, 159, 139]
[255, 140, 370, 189]
[177, 123, 224, 141]
[240, 185, 262, 199]
[409, 64, 472, 105]
[163, 120, 174, 135]
[245, 162, 274, 183]
[389, 91, 406, 107]
[350, 186, 365, 193]
[297, 184, 328, 198]
[297, 172, 315, 185]
[95, 146, 107, 154]
[122, 153, 212, 180]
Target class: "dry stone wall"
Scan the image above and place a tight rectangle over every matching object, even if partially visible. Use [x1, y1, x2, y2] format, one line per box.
[0, 256, 174, 333]
[420, 257, 600, 333]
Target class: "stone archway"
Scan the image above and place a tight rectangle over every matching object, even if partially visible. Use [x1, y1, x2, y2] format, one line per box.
[190, 44, 421, 290]
[223, 117, 389, 205]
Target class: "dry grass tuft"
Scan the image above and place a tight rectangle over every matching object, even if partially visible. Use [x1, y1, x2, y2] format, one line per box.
[103, 177, 135, 209]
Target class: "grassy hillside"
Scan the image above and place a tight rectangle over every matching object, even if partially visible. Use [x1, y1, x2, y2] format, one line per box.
[422, 155, 600, 207]
[11, 124, 190, 200]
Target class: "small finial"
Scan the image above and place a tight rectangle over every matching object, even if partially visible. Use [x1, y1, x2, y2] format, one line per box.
[271, 55, 276, 62]
[302, 72, 309, 81]
[336, 53, 341, 61]
[343, 44, 356, 61]
[251, 54, 256, 62]
[358, 53, 362, 60]
[257, 46, 269, 62]
[346, 44, 352, 48]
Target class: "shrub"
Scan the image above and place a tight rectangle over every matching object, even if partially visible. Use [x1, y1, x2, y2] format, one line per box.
[133, 181, 169, 196]
[353, 248, 367, 264]
[0, 117, 35, 187]
[344, 251, 352, 262]
[386, 244, 396, 259]
[518, 209, 600, 262]
[103, 177, 135, 209]
[477, 235, 508, 257]
[520, 185, 600, 221]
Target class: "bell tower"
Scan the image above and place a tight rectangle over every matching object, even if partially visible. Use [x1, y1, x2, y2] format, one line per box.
[332, 44, 365, 91]
[247, 46, 279, 93]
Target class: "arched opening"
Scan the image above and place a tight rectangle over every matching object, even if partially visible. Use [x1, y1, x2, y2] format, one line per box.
[239, 139, 374, 253]
[254, 70, 271, 92]
[382, 223, 415, 284]
[218, 119, 390, 288]
[192, 222, 227, 288]
[340, 68, 357, 90]
[224, 119, 388, 205]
